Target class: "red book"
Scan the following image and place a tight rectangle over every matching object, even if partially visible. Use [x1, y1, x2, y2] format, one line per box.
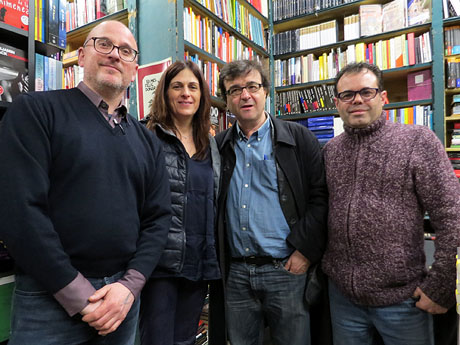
[407, 32, 415, 65]
[368, 42, 374, 64]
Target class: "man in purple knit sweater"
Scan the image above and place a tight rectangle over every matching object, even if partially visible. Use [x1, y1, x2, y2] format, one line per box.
[323, 62, 460, 345]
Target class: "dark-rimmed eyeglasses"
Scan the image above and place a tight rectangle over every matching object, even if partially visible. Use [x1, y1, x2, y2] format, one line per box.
[336, 87, 380, 103]
[226, 82, 263, 97]
[84, 37, 139, 62]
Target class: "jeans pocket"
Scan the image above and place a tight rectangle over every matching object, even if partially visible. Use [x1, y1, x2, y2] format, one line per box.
[279, 262, 307, 276]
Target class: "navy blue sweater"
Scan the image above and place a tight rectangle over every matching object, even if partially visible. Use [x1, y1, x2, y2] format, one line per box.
[0, 88, 171, 293]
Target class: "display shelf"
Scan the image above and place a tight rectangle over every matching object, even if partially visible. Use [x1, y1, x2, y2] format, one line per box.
[185, 0, 269, 56]
[184, 41, 226, 66]
[274, 23, 431, 60]
[273, 0, 387, 32]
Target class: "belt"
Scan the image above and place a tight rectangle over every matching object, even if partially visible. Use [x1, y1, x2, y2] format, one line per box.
[231, 256, 283, 266]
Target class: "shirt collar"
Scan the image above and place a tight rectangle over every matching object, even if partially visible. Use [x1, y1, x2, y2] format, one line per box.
[77, 82, 129, 123]
[236, 113, 270, 141]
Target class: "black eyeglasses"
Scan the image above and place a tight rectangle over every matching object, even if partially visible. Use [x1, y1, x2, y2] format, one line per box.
[84, 37, 139, 62]
[226, 82, 263, 97]
[336, 87, 380, 103]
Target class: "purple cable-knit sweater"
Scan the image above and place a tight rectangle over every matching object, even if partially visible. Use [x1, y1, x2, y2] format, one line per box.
[322, 114, 460, 308]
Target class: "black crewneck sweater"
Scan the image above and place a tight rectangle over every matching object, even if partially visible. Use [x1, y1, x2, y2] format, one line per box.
[0, 88, 171, 293]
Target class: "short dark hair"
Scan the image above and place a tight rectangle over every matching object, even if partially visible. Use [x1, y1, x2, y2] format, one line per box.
[146, 60, 211, 160]
[334, 62, 384, 95]
[218, 60, 270, 100]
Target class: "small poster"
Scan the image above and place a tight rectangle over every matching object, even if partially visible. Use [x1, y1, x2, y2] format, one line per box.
[136, 57, 172, 120]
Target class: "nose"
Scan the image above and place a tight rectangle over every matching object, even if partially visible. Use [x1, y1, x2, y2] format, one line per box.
[108, 46, 120, 60]
[352, 92, 364, 104]
[240, 87, 251, 98]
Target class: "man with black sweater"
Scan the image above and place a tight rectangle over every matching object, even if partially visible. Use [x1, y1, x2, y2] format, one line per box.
[0, 21, 171, 344]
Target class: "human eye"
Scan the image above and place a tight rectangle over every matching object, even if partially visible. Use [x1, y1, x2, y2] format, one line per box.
[97, 39, 111, 48]
[189, 83, 199, 90]
[360, 88, 376, 99]
[228, 87, 242, 96]
[119, 46, 133, 57]
[171, 83, 183, 90]
[339, 91, 354, 101]
[247, 83, 260, 92]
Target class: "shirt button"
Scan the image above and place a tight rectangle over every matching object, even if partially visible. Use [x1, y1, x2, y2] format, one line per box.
[247, 144, 251, 148]
[242, 227, 246, 231]
[242, 204, 247, 209]
[257, 138, 261, 141]
[244, 184, 248, 188]
[245, 248, 249, 252]
[246, 163, 250, 167]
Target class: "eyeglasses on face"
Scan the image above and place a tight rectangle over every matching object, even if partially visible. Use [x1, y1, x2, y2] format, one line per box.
[84, 37, 139, 62]
[226, 82, 263, 97]
[336, 87, 380, 103]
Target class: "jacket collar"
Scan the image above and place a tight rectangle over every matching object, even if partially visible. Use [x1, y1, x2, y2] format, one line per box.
[219, 112, 296, 150]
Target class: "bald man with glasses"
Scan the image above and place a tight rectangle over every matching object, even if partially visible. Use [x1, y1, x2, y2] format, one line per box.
[322, 62, 460, 345]
[0, 21, 171, 345]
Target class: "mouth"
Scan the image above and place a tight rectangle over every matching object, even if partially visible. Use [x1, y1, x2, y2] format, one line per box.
[100, 64, 121, 73]
[240, 104, 254, 110]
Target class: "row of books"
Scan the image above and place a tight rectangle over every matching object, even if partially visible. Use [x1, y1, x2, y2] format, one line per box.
[273, 0, 355, 22]
[385, 104, 433, 129]
[35, 53, 63, 91]
[34, 0, 67, 49]
[195, 0, 268, 18]
[273, 0, 430, 56]
[447, 151, 460, 180]
[183, 7, 261, 63]
[65, 0, 125, 32]
[274, 32, 432, 87]
[275, 85, 336, 116]
[446, 57, 460, 89]
[189, 0, 267, 49]
[444, 26, 460, 56]
[272, 20, 337, 55]
[443, 0, 460, 18]
[63, 65, 84, 89]
[295, 116, 342, 145]
[449, 94, 460, 116]
[184, 52, 220, 97]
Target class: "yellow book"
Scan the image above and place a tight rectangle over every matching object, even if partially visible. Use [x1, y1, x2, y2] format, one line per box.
[355, 42, 366, 63]
[382, 39, 388, 70]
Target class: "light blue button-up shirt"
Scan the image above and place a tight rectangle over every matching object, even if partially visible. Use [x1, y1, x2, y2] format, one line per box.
[226, 116, 292, 258]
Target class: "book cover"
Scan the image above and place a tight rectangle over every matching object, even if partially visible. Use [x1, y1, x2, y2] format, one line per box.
[382, 0, 407, 33]
[48, 0, 59, 46]
[407, 69, 432, 101]
[0, 0, 29, 31]
[35, 53, 44, 91]
[58, 0, 66, 48]
[136, 57, 172, 120]
[359, 4, 382, 37]
[407, 0, 432, 26]
[0, 42, 28, 102]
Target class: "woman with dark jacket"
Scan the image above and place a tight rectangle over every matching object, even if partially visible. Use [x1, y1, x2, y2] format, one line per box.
[139, 60, 221, 345]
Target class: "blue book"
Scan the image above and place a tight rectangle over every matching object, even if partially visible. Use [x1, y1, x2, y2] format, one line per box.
[47, 0, 59, 46]
[58, 0, 67, 49]
[43, 56, 49, 91]
[35, 53, 44, 91]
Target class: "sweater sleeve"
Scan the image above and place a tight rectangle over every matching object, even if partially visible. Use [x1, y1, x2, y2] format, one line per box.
[411, 127, 460, 308]
[0, 94, 83, 295]
[123, 131, 171, 280]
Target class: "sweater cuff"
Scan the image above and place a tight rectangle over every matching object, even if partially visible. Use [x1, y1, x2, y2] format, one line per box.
[53, 273, 96, 317]
[117, 269, 146, 300]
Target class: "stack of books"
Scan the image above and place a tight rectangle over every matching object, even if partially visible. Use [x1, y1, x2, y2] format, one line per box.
[447, 151, 460, 181]
[307, 116, 335, 145]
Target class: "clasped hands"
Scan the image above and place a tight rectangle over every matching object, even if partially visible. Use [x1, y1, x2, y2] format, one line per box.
[80, 282, 134, 336]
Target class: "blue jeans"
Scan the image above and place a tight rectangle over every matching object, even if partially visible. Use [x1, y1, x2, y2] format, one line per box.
[225, 260, 310, 345]
[8, 271, 140, 345]
[328, 280, 434, 345]
[139, 277, 208, 345]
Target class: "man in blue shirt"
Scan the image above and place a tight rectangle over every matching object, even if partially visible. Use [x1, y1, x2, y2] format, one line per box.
[212, 60, 328, 345]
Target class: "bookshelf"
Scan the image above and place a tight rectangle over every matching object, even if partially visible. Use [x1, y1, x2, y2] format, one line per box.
[271, 0, 445, 144]
[0, 1, 62, 120]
